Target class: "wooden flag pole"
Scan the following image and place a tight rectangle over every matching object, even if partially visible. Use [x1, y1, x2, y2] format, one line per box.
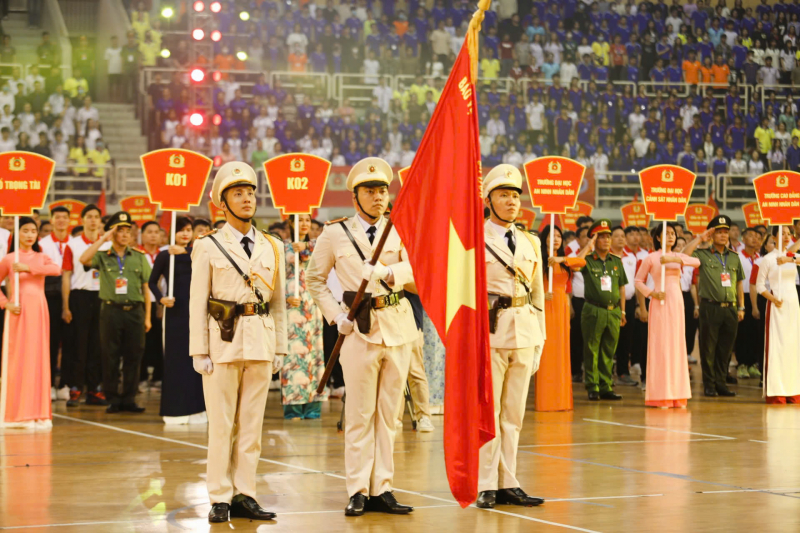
[168, 211, 176, 298]
[316, 218, 394, 395]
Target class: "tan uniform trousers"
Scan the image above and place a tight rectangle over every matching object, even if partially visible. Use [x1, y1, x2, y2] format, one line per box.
[478, 346, 539, 493]
[203, 360, 272, 504]
[341, 332, 412, 497]
[396, 330, 431, 421]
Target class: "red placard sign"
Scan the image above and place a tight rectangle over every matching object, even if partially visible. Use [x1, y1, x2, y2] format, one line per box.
[620, 201, 650, 228]
[741, 201, 765, 228]
[48, 199, 86, 230]
[523, 157, 585, 214]
[752, 171, 800, 226]
[263, 153, 332, 215]
[207, 200, 225, 222]
[0, 152, 55, 216]
[560, 201, 594, 231]
[639, 165, 696, 221]
[516, 207, 537, 230]
[140, 149, 214, 211]
[684, 203, 718, 234]
[119, 195, 158, 226]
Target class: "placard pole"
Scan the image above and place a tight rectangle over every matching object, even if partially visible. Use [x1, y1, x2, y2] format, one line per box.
[548, 215, 554, 293]
[168, 211, 176, 298]
[294, 215, 300, 298]
[660, 222, 667, 306]
[778, 226, 783, 302]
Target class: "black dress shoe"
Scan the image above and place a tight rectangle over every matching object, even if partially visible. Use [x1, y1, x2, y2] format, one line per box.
[716, 388, 736, 397]
[208, 503, 229, 523]
[366, 492, 413, 514]
[600, 391, 623, 400]
[106, 404, 120, 413]
[726, 375, 738, 385]
[345, 493, 367, 516]
[476, 490, 496, 508]
[496, 487, 544, 507]
[120, 403, 145, 413]
[704, 387, 718, 397]
[230, 495, 276, 520]
[588, 391, 600, 401]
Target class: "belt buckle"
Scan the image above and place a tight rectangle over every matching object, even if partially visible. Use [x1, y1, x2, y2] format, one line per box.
[123, 305, 132, 311]
[388, 293, 398, 306]
[607, 305, 615, 310]
[243, 302, 256, 315]
[720, 302, 729, 308]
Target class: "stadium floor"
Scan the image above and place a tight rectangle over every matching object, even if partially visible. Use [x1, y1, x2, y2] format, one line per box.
[1, 362, 799, 533]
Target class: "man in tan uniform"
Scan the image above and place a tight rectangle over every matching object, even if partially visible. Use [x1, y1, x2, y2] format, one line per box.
[306, 157, 417, 516]
[189, 162, 288, 523]
[477, 164, 546, 509]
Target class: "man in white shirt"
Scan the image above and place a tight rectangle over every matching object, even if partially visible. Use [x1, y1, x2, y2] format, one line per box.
[25, 65, 45, 93]
[734, 227, 761, 379]
[76, 96, 100, 136]
[526, 93, 545, 134]
[105, 35, 123, 101]
[633, 129, 651, 158]
[568, 224, 592, 382]
[51, 130, 69, 174]
[680, 101, 698, 131]
[590, 145, 609, 176]
[758, 57, 780, 87]
[0, 126, 16, 152]
[502, 146, 523, 168]
[48, 86, 67, 115]
[252, 107, 274, 138]
[628, 109, 646, 139]
[486, 110, 506, 137]
[388, 124, 403, 153]
[399, 141, 416, 167]
[372, 76, 393, 114]
[560, 57, 579, 85]
[479, 126, 494, 157]
[613, 226, 639, 386]
[0, 84, 13, 112]
[363, 51, 380, 84]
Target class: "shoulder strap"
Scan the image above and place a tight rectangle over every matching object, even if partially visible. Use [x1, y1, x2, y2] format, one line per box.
[208, 234, 263, 302]
[485, 242, 530, 294]
[340, 220, 392, 292]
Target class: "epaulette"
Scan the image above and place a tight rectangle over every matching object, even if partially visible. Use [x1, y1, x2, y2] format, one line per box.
[609, 252, 622, 259]
[325, 217, 348, 225]
[131, 247, 144, 253]
[197, 229, 218, 239]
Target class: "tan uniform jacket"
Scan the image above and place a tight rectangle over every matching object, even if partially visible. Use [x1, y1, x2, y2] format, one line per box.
[306, 216, 417, 347]
[189, 224, 288, 363]
[484, 220, 546, 351]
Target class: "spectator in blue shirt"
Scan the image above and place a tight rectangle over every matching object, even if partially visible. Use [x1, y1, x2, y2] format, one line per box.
[787, 136, 800, 171]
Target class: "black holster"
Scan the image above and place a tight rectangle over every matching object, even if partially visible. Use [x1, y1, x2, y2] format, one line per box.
[208, 298, 237, 342]
[342, 291, 372, 333]
[488, 299, 502, 334]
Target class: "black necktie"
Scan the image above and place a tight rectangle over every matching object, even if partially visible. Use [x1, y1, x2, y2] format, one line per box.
[366, 226, 376, 245]
[241, 236, 252, 258]
[506, 230, 516, 255]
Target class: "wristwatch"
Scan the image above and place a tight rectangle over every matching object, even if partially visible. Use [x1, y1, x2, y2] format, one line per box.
[738, 306, 745, 311]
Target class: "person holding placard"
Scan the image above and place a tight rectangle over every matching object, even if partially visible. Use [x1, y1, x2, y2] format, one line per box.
[580, 219, 627, 401]
[755, 225, 800, 404]
[0, 216, 61, 429]
[281, 214, 328, 420]
[477, 164, 545, 509]
[306, 157, 417, 517]
[634, 223, 700, 408]
[189, 162, 287, 523]
[682, 215, 745, 398]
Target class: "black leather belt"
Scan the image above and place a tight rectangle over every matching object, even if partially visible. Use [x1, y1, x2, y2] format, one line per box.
[372, 290, 406, 309]
[104, 301, 143, 311]
[701, 298, 735, 308]
[585, 299, 619, 310]
[235, 302, 270, 316]
[489, 294, 528, 308]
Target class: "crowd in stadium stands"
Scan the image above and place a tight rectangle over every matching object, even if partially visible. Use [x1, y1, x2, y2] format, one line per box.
[0, 30, 112, 180]
[134, 0, 800, 182]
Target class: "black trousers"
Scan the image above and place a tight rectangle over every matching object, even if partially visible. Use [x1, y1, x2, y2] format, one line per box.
[735, 296, 758, 367]
[698, 301, 739, 390]
[683, 291, 698, 356]
[322, 319, 344, 389]
[570, 297, 585, 376]
[633, 300, 650, 381]
[141, 302, 163, 381]
[45, 292, 64, 386]
[754, 294, 768, 370]
[614, 297, 637, 376]
[100, 302, 145, 407]
[63, 290, 102, 391]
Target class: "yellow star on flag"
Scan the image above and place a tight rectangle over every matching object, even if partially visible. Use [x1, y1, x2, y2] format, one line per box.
[446, 220, 477, 334]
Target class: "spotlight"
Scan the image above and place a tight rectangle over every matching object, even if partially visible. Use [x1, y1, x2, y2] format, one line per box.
[239, 11, 250, 21]
[160, 6, 174, 18]
[210, 1, 221, 13]
[193, 0, 204, 11]
[211, 30, 222, 42]
[160, 48, 171, 58]
[189, 113, 204, 126]
[212, 71, 222, 82]
[212, 113, 222, 125]
[236, 51, 248, 61]
[192, 28, 205, 40]
[213, 155, 222, 167]
[190, 68, 205, 82]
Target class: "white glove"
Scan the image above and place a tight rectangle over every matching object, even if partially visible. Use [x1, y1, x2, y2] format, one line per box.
[334, 312, 354, 335]
[192, 355, 214, 375]
[362, 260, 390, 282]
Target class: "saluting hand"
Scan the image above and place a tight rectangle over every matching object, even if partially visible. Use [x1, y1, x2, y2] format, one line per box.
[101, 226, 117, 243]
[700, 228, 714, 242]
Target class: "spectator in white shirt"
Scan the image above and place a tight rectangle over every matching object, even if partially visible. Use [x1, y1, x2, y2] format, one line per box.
[388, 123, 403, 153]
[591, 144, 609, 175]
[227, 128, 243, 160]
[758, 57, 780, 87]
[486, 110, 506, 137]
[479, 126, 494, 157]
[560, 57, 579, 84]
[104, 36, 123, 102]
[47, 86, 66, 115]
[400, 141, 416, 167]
[748, 149, 765, 179]
[680, 102, 698, 131]
[372, 76, 393, 114]
[363, 50, 380, 84]
[628, 109, 646, 138]
[51, 130, 69, 174]
[729, 150, 748, 174]
[0, 104, 13, 128]
[17, 102, 34, 130]
[252, 107, 274, 138]
[379, 140, 401, 167]
[503, 146, 524, 168]
[0, 126, 16, 152]
[76, 96, 99, 136]
[286, 23, 309, 54]
[0, 83, 13, 112]
[84, 119, 102, 151]
[526, 93, 545, 134]
[309, 137, 330, 160]
[24, 65, 45, 94]
[633, 129, 651, 157]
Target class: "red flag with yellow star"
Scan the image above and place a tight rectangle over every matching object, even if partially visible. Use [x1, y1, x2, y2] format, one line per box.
[391, 32, 494, 507]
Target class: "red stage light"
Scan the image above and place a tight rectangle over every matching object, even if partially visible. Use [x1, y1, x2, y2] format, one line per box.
[213, 155, 222, 166]
[212, 114, 222, 125]
[193, 1, 204, 12]
[192, 28, 205, 40]
[189, 113, 204, 126]
[210, 1, 221, 13]
[190, 68, 205, 82]
[211, 30, 222, 42]
[212, 71, 222, 82]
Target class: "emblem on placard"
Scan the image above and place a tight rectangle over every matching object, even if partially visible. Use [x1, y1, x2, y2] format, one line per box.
[696, 207, 703, 213]
[777, 175, 789, 188]
[548, 161, 562, 174]
[661, 169, 674, 182]
[169, 154, 185, 168]
[8, 157, 25, 171]
[633, 205, 640, 212]
[291, 158, 305, 172]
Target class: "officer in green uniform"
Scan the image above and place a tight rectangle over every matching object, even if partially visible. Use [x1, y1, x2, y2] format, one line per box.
[682, 215, 745, 398]
[581, 219, 628, 401]
[79, 211, 152, 413]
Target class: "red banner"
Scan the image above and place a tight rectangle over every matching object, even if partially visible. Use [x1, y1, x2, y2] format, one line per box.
[0, 152, 55, 216]
[207, 200, 225, 222]
[119, 195, 158, 226]
[752, 171, 800, 226]
[684, 203, 718, 234]
[263, 153, 331, 215]
[741, 201, 765, 228]
[398, 166, 410, 185]
[48, 199, 85, 230]
[516, 207, 537, 230]
[560, 201, 593, 231]
[639, 165, 696, 221]
[140, 149, 214, 211]
[620, 201, 650, 228]
[523, 156, 585, 214]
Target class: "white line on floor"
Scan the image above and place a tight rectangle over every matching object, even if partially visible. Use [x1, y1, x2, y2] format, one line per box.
[52, 414, 598, 533]
[0, 519, 164, 530]
[696, 488, 800, 494]
[519, 438, 724, 448]
[547, 494, 663, 502]
[583, 418, 737, 440]
[749, 439, 769, 443]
